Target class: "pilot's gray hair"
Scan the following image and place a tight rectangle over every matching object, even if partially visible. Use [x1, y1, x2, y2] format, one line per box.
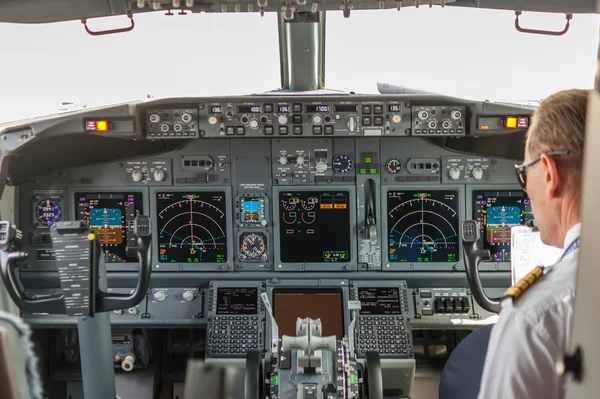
[526, 88, 588, 188]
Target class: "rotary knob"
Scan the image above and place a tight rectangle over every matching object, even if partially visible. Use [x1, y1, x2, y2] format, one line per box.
[249, 119, 259, 129]
[448, 167, 461, 180]
[472, 167, 484, 180]
[153, 169, 165, 182]
[316, 161, 328, 173]
[154, 291, 167, 302]
[451, 110, 462, 120]
[182, 291, 196, 302]
[149, 114, 160, 123]
[279, 156, 288, 165]
[312, 114, 322, 124]
[128, 307, 138, 315]
[131, 169, 143, 182]
[296, 156, 305, 166]
[181, 113, 192, 123]
[278, 115, 288, 125]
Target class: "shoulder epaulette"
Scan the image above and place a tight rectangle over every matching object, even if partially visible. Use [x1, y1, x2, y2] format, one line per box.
[504, 266, 545, 301]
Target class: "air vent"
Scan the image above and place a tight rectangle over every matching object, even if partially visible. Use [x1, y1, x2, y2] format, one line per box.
[181, 156, 213, 171]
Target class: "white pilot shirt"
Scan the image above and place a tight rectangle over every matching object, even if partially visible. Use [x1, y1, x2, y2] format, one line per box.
[477, 223, 581, 399]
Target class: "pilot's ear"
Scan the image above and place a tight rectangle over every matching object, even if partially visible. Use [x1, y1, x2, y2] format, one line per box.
[540, 154, 561, 198]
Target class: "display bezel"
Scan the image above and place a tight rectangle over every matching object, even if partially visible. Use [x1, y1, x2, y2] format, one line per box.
[150, 187, 234, 272]
[467, 185, 528, 271]
[381, 184, 465, 272]
[272, 186, 357, 272]
[67, 187, 149, 272]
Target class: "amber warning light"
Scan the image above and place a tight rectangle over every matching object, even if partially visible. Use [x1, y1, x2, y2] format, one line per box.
[85, 120, 111, 132]
[504, 116, 529, 129]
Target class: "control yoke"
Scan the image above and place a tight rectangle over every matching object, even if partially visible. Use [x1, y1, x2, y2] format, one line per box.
[460, 220, 502, 313]
[0, 216, 152, 315]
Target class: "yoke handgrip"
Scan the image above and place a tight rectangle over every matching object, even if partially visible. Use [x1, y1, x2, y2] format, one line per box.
[460, 220, 502, 314]
[96, 215, 152, 312]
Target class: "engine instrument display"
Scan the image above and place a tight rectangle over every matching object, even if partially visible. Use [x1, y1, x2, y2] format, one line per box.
[472, 190, 533, 262]
[358, 287, 402, 315]
[216, 287, 258, 315]
[240, 196, 266, 225]
[75, 192, 143, 263]
[35, 197, 62, 228]
[239, 232, 267, 261]
[387, 190, 459, 263]
[279, 191, 351, 263]
[156, 192, 227, 263]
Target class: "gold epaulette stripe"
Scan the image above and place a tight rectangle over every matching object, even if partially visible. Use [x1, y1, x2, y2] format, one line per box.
[503, 266, 545, 301]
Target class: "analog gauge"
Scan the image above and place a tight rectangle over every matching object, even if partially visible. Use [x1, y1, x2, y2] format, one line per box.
[35, 198, 62, 227]
[301, 196, 318, 211]
[332, 154, 353, 174]
[282, 197, 299, 211]
[386, 159, 402, 174]
[240, 232, 267, 261]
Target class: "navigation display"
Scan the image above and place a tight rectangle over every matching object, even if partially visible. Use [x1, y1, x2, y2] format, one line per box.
[156, 192, 227, 263]
[358, 287, 402, 315]
[216, 287, 258, 315]
[75, 192, 143, 263]
[473, 190, 533, 262]
[387, 190, 459, 263]
[279, 191, 351, 263]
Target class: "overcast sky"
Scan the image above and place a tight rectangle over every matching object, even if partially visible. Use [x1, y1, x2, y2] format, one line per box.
[0, 7, 598, 122]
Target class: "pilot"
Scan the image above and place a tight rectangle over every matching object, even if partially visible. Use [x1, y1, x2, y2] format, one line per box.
[477, 88, 587, 398]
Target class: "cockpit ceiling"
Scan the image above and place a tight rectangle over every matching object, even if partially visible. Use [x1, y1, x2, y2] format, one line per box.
[0, 0, 595, 24]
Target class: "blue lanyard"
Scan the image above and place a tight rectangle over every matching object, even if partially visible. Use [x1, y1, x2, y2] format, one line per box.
[561, 237, 581, 259]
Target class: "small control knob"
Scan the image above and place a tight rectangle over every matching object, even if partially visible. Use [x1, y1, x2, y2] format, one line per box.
[316, 161, 328, 173]
[154, 291, 167, 302]
[296, 156, 305, 166]
[181, 113, 192, 123]
[182, 291, 196, 302]
[312, 114, 323, 124]
[249, 119, 259, 129]
[121, 355, 135, 372]
[392, 114, 401, 123]
[160, 123, 169, 132]
[131, 169, 143, 182]
[279, 156, 288, 165]
[472, 167, 484, 180]
[348, 116, 356, 133]
[278, 115, 288, 125]
[418, 110, 429, 120]
[428, 120, 437, 129]
[173, 123, 183, 132]
[451, 110, 462, 120]
[114, 309, 123, 316]
[442, 120, 451, 129]
[128, 307, 138, 315]
[153, 169, 165, 182]
[149, 114, 160, 123]
[448, 167, 461, 180]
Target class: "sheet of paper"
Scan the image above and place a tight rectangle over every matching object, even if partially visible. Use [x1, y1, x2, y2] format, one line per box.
[511, 226, 563, 285]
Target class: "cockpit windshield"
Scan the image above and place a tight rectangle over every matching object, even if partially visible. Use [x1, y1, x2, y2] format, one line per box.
[0, 8, 598, 123]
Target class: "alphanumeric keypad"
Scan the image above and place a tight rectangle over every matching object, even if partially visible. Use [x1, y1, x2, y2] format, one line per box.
[208, 316, 261, 355]
[356, 315, 411, 356]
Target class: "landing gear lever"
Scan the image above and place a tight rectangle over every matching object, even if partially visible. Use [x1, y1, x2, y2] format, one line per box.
[460, 220, 502, 313]
[365, 179, 377, 243]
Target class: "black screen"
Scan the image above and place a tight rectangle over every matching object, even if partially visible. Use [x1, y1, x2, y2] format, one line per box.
[75, 192, 143, 263]
[358, 287, 402, 315]
[156, 192, 227, 263]
[472, 190, 533, 262]
[273, 289, 344, 338]
[387, 190, 459, 263]
[279, 191, 351, 263]
[216, 287, 258, 315]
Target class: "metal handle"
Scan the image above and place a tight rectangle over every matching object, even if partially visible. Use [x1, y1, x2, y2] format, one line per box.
[460, 220, 503, 313]
[82, 15, 135, 36]
[514, 11, 572, 36]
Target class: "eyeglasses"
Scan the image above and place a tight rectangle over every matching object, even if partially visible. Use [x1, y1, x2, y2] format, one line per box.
[514, 150, 570, 190]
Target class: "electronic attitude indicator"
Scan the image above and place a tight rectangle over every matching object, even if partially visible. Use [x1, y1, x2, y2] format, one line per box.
[75, 192, 142, 263]
[472, 190, 533, 262]
[385, 159, 402, 174]
[240, 232, 267, 261]
[332, 154, 353, 174]
[35, 198, 62, 227]
[387, 190, 459, 262]
[279, 191, 351, 263]
[156, 192, 227, 263]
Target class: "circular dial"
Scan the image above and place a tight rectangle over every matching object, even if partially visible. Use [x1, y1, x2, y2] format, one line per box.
[156, 192, 227, 263]
[240, 232, 267, 261]
[387, 190, 459, 263]
[35, 198, 62, 227]
[282, 197, 299, 211]
[385, 159, 402, 174]
[301, 196, 318, 211]
[332, 154, 353, 174]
